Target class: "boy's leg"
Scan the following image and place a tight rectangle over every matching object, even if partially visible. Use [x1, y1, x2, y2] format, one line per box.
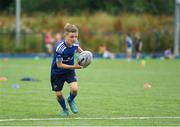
[69, 82, 78, 101]
[56, 91, 69, 116]
[67, 82, 78, 113]
[51, 74, 68, 116]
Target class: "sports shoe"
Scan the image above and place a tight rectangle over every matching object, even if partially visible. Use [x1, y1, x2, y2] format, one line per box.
[67, 98, 78, 114]
[61, 109, 69, 117]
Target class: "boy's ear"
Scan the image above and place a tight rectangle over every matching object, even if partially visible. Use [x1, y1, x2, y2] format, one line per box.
[64, 32, 68, 36]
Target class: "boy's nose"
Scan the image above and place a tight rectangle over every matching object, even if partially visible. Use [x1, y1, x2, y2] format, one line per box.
[73, 38, 77, 41]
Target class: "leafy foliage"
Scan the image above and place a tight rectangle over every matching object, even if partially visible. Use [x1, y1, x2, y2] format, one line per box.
[0, 0, 174, 15]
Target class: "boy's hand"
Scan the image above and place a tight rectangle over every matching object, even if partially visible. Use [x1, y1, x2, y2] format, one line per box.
[75, 64, 83, 69]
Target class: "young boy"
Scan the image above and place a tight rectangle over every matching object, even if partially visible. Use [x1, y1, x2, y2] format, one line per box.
[50, 23, 83, 117]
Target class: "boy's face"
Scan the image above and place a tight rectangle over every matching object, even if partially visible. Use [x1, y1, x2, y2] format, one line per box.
[65, 32, 78, 46]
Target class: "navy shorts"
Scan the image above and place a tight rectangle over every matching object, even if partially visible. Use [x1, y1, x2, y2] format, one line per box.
[51, 71, 77, 91]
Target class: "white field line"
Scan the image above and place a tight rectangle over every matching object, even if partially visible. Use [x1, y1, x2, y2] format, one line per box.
[0, 116, 180, 122]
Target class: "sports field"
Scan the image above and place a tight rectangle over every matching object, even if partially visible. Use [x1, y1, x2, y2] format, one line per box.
[0, 58, 180, 126]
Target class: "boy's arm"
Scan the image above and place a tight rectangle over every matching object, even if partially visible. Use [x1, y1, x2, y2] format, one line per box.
[77, 46, 83, 53]
[56, 61, 82, 69]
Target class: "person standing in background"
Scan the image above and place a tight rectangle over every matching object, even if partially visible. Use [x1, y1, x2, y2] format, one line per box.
[125, 33, 133, 61]
[55, 32, 62, 42]
[135, 33, 143, 59]
[45, 30, 54, 56]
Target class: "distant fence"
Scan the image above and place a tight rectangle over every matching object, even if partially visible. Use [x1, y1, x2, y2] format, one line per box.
[0, 32, 45, 53]
[0, 31, 174, 54]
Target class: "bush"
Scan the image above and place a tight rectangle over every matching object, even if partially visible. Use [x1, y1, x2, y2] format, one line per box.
[0, 13, 174, 53]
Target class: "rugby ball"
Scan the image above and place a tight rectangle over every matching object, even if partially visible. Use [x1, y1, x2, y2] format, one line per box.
[78, 51, 93, 68]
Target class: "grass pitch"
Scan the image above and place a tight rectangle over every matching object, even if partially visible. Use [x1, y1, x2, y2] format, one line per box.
[0, 58, 180, 126]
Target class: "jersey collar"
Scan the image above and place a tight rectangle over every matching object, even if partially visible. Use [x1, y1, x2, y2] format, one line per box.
[64, 40, 73, 47]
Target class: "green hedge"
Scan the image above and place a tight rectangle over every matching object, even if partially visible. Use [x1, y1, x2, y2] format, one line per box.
[0, 31, 173, 53]
[0, 32, 44, 53]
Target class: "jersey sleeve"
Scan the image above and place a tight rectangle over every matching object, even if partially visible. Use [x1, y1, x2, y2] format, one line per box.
[55, 43, 66, 62]
[56, 52, 63, 63]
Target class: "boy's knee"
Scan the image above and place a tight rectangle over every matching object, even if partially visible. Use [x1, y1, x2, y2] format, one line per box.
[71, 86, 78, 94]
[70, 82, 78, 94]
[56, 91, 63, 98]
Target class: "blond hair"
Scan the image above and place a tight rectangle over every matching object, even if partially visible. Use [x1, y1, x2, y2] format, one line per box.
[64, 23, 78, 34]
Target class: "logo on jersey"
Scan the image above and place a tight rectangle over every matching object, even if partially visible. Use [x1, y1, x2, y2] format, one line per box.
[62, 56, 74, 62]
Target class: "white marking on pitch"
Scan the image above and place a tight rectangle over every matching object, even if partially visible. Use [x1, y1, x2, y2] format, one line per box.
[0, 116, 180, 122]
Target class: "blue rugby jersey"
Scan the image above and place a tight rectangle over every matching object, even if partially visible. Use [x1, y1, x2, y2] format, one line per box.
[126, 36, 133, 48]
[51, 40, 79, 74]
